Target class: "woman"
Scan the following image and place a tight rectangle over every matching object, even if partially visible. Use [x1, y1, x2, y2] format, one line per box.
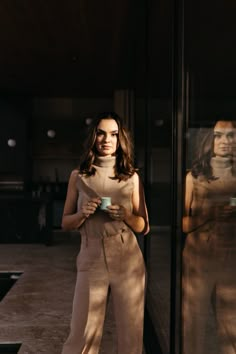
[182, 120, 236, 354]
[61, 112, 149, 354]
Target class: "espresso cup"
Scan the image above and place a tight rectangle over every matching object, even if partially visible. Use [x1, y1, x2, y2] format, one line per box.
[100, 197, 111, 210]
[229, 197, 236, 206]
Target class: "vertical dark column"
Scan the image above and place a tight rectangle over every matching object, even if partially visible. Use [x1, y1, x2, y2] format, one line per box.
[170, 0, 186, 352]
[143, 0, 151, 264]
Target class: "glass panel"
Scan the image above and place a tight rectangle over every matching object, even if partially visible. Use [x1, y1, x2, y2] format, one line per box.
[134, 0, 173, 352]
[143, 98, 172, 354]
[182, 1, 236, 353]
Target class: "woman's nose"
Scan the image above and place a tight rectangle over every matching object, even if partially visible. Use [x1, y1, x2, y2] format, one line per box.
[221, 135, 230, 143]
[104, 134, 110, 142]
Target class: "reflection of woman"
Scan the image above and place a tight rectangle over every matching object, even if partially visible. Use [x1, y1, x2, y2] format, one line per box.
[182, 120, 236, 354]
[61, 112, 149, 354]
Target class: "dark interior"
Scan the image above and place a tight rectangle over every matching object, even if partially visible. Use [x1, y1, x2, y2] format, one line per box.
[0, 1, 236, 353]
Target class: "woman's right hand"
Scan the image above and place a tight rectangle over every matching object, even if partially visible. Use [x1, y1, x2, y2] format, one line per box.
[81, 197, 101, 218]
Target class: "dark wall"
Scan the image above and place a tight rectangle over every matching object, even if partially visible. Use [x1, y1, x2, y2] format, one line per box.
[0, 98, 30, 181]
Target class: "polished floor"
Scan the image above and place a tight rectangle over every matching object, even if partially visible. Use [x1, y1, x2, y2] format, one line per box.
[0, 232, 146, 354]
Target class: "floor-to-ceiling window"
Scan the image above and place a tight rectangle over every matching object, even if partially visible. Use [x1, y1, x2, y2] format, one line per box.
[175, 1, 236, 353]
[182, 1, 236, 353]
[134, 1, 173, 353]
[136, 1, 236, 353]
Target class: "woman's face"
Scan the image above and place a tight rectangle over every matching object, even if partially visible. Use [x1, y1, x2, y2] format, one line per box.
[95, 118, 119, 156]
[213, 121, 236, 157]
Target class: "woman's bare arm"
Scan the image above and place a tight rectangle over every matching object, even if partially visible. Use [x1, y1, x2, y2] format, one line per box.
[182, 171, 212, 233]
[123, 173, 150, 235]
[61, 170, 100, 231]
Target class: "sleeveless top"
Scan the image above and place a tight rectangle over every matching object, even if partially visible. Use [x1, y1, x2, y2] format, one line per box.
[76, 155, 135, 241]
[189, 156, 236, 242]
[190, 157, 236, 215]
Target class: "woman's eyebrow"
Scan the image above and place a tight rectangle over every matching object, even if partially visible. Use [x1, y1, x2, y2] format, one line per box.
[97, 129, 118, 133]
[214, 129, 234, 133]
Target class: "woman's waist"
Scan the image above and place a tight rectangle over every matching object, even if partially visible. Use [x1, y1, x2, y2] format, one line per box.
[80, 219, 129, 238]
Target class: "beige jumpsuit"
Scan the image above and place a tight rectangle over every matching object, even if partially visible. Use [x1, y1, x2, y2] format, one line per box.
[182, 157, 236, 354]
[62, 156, 146, 354]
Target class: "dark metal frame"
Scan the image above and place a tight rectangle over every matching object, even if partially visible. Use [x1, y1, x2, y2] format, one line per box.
[143, 0, 187, 351]
[170, 0, 187, 352]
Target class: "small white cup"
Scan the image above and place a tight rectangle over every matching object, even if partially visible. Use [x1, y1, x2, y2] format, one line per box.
[229, 197, 236, 206]
[100, 197, 111, 210]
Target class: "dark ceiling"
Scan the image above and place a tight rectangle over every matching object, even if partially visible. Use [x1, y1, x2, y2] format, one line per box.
[0, 0, 148, 97]
[0, 1, 235, 99]
[0, 0, 173, 98]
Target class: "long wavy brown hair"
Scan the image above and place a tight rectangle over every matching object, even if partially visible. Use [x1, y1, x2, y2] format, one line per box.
[78, 112, 137, 181]
[191, 120, 236, 180]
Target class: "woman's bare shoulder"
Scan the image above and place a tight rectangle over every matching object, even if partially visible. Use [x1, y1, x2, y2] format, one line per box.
[132, 171, 140, 181]
[132, 171, 144, 187]
[68, 169, 80, 183]
[186, 170, 193, 181]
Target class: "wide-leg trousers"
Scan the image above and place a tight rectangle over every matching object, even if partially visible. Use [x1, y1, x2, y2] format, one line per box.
[61, 229, 146, 354]
[182, 229, 236, 354]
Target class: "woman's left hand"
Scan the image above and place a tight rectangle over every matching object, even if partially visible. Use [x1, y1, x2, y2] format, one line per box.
[106, 204, 127, 221]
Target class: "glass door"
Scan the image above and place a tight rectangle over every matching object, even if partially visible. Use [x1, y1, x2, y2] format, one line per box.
[134, 0, 173, 353]
[136, 1, 236, 353]
[182, 1, 236, 353]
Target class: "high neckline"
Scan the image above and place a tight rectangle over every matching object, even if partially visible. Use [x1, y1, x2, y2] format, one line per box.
[211, 156, 233, 178]
[94, 155, 116, 167]
[211, 156, 232, 169]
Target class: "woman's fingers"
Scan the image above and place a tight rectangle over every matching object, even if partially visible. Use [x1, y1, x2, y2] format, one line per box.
[82, 198, 101, 217]
[107, 205, 125, 220]
[82, 200, 128, 221]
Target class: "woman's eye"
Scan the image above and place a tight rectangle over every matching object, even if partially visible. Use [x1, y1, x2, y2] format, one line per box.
[214, 134, 221, 139]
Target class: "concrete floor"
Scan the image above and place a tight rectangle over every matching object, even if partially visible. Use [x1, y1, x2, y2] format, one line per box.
[0, 232, 146, 354]
[146, 228, 171, 354]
